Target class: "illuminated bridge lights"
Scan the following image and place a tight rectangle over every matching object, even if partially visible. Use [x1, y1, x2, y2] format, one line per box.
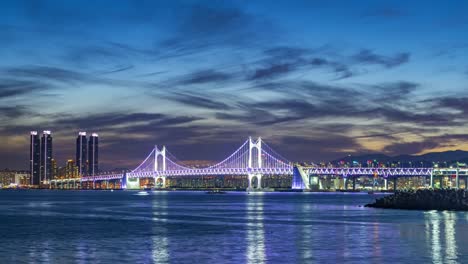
[53, 137, 468, 189]
[307, 168, 434, 177]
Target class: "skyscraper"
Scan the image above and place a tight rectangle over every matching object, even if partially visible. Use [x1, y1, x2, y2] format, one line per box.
[40, 130, 53, 184]
[76, 132, 87, 176]
[30, 131, 40, 185]
[88, 133, 99, 176]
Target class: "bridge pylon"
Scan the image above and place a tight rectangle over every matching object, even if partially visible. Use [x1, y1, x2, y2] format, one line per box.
[154, 145, 166, 172]
[154, 145, 167, 188]
[248, 137, 263, 191]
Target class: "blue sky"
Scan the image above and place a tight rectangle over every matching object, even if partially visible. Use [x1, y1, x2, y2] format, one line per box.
[1, 0, 468, 169]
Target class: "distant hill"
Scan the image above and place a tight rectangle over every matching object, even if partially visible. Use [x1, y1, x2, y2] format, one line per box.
[332, 150, 468, 164]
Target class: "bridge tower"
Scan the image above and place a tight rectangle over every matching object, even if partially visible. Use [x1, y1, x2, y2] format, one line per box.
[248, 137, 263, 190]
[154, 145, 167, 188]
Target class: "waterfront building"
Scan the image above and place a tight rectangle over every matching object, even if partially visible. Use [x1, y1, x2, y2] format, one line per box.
[88, 133, 99, 176]
[40, 130, 53, 184]
[51, 159, 58, 180]
[30, 131, 40, 185]
[65, 160, 80, 179]
[15, 172, 30, 185]
[76, 132, 87, 176]
[66, 160, 79, 178]
[0, 170, 15, 187]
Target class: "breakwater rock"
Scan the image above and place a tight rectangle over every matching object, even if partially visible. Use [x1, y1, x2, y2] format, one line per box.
[365, 189, 468, 211]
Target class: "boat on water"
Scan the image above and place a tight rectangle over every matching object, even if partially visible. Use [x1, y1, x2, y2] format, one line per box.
[206, 189, 226, 194]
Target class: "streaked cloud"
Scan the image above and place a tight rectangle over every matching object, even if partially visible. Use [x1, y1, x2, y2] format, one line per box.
[1, 0, 468, 169]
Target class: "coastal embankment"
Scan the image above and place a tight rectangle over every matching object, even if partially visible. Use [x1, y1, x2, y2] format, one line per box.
[366, 189, 468, 210]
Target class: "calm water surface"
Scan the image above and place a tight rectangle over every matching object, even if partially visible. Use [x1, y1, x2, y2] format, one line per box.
[0, 190, 467, 263]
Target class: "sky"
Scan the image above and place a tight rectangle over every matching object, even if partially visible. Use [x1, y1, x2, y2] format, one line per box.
[1, 0, 468, 170]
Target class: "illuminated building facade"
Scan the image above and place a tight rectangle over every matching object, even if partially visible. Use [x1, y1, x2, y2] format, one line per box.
[40, 130, 53, 184]
[88, 133, 99, 176]
[66, 160, 79, 178]
[30, 131, 40, 185]
[76, 132, 87, 176]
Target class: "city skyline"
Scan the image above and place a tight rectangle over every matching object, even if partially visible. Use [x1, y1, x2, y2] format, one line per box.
[2, 1, 468, 170]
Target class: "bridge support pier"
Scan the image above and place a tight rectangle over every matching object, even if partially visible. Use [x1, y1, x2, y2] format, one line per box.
[456, 169, 460, 189]
[352, 177, 356, 191]
[384, 179, 388, 190]
[155, 176, 166, 188]
[248, 174, 262, 191]
[393, 178, 397, 191]
[343, 178, 347, 190]
[440, 177, 443, 189]
[430, 172, 434, 189]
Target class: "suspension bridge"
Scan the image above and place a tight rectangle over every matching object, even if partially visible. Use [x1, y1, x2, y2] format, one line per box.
[50, 137, 468, 190]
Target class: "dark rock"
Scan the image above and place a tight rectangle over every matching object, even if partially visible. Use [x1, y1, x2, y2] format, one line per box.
[365, 189, 468, 211]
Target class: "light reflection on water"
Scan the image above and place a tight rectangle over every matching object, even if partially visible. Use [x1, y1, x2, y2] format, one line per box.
[1, 191, 468, 263]
[424, 210, 460, 264]
[246, 194, 265, 264]
[152, 192, 169, 263]
[444, 212, 457, 264]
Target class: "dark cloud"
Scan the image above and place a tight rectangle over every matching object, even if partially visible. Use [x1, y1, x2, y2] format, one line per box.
[65, 43, 154, 72]
[100, 65, 134, 74]
[215, 80, 457, 127]
[248, 46, 411, 82]
[249, 63, 295, 80]
[0, 79, 50, 99]
[180, 5, 252, 37]
[179, 70, 233, 85]
[264, 46, 308, 60]
[66, 45, 128, 68]
[159, 4, 269, 59]
[215, 108, 282, 125]
[51, 113, 167, 130]
[2, 65, 143, 92]
[377, 81, 418, 93]
[165, 93, 232, 110]
[310, 58, 354, 80]
[6, 65, 90, 83]
[249, 46, 355, 81]
[278, 135, 364, 162]
[121, 116, 203, 134]
[248, 47, 307, 80]
[353, 49, 410, 68]
[370, 107, 456, 126]
[0, 106, 30, 119]
[436, 97, 468, 114]
[383, 134, 468, 156]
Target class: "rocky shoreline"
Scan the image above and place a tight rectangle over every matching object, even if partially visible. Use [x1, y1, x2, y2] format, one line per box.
[365, 189, 468, 211]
